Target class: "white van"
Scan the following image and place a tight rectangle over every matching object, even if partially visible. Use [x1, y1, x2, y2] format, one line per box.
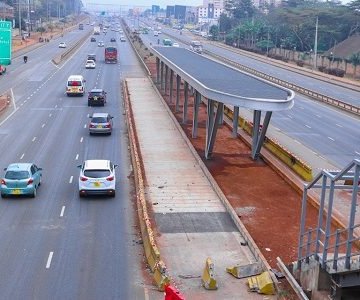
[66, 75, 85, 96]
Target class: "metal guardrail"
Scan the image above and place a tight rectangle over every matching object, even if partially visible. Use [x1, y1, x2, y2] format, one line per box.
[59, 29, 93, 62]
[163, 31, 360, 117]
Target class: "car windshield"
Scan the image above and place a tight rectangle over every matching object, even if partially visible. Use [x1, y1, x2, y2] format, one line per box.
[5, 171, 30, 180]
[90, 92, 102, 96]
[86, 60, 94, 64]
[84, 169, 110, 178]
[91, 117, 107, 123]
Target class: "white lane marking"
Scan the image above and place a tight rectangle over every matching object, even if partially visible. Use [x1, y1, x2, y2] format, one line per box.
[20, 153, 24, 160]
[42, 123, 46, 128]
[32, 137, 36, 142]
[55, 105, 57, 109]
[75, 154, 79, 160]
[305, 124, 311, 129]
[328, 137, 335, 141]
[80, 137, 83, 143]
[287, 115, 292, 119]
[60, 206, 66, 217]
[87, 114, 90, 118]
[84, 124, 87, 128]
[316, 114, 321, 118]
[299, 106, 304, 110]
[24, 100, 27, 103]
[355, 151, 360, 156]
[20, 103, 24, 106]
[336, 123, 342, 128]
[49, 113, 52, 117]
[69, 176, 73, 184]
[46, 252, 54, 269]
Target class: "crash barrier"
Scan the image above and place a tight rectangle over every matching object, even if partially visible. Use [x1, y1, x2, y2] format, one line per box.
[162, 30, 360, 117]
[51, 29, 93, 65]
[226, 262, 263, 279]
[123, 80, 171, 291]
[248, 271, 275, 295]
[201, 258, 218, 290]
[164, 285, 186, 300]
[223, 106, 313, 181]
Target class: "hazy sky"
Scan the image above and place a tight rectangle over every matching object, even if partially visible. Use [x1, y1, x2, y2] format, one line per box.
[84, 1, 203, 9]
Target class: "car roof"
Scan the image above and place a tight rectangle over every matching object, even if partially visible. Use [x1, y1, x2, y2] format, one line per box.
[67, 75, 83, 80]
[6, 163, 33, 171]
[84, 160, 110, 170]
[90, 89, 103, 93]
[92, 112, 110, 118]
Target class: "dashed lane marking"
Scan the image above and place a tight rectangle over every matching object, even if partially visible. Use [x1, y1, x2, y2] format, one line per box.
[60, 206, 66, 217]
[46, 252, 54, 269]
[69, 176, 73, 184]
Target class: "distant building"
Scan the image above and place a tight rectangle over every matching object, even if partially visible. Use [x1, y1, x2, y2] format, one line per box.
[166, 5, 174, 18]
[152, 5, 160, 15]
[185, 6, 198, 24]
[174, 5, 186, 20]
[203, 0, 224, 9]
[197, 3, 223, 23]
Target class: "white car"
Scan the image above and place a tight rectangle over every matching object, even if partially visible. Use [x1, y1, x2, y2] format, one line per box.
[85, 59, 96, 69]
[58, 42, 67, 48]
[120, 36, 126, 42]
[98, 41, 104, 47]
[172, 42, 180, 47]
[78, 160, 117, 197]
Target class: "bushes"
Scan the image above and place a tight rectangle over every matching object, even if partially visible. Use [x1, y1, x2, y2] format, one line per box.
[328, 68, 345, 77]
[296, 60, 304, 67]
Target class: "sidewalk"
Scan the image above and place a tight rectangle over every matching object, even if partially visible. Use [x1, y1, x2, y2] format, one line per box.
[126, 77, 276, 299]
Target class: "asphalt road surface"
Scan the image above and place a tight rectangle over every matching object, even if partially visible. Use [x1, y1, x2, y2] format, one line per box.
[135, 20, 360, 168]
[0, 26, 147, 299]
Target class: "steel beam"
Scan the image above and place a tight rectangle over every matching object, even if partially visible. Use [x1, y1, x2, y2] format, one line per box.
[164, 65, 169, 95]
[192, 90, 200, 138]
[205, 100, 223, 159]
[251, 110, 261, 159]
[252, 111, 272, 159]
[232, 106, 239, 137]
[169, 69, 174, 103]
[160, 61, 164, 91]
[183, 81, 188, 124]
[176, 74, 181, 112]
[156, 57, 160, 84]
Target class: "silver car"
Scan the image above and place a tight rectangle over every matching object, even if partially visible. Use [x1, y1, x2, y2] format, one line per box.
[78, 160, 117, 197]
[89, 113, 113, 135]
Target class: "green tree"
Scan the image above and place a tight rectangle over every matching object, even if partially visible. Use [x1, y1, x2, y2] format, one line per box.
[209, 25, 219, 41]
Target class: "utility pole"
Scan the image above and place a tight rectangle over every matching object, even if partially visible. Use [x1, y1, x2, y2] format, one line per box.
[18, 0, 22, 37]
[314, 16, 318, 70]
[27, 0, 30, 32]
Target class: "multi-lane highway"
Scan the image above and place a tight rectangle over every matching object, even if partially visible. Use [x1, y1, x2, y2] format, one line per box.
[0, 25, 146, 298]
[134, 20, 360, 168]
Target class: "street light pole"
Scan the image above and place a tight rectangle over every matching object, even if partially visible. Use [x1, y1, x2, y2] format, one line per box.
[314, 16, 318, 70]
[18, 0, 22, 37]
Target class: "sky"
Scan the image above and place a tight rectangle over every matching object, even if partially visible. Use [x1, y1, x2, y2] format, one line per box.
[84, 1, 204, 10]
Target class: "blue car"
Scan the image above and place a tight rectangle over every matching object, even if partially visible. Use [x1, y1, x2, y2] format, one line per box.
[0, 163, 42, 198]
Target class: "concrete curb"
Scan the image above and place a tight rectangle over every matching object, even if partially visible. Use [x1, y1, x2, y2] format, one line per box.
[122, 80, 170, 292]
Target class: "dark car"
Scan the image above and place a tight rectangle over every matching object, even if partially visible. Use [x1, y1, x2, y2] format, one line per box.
[88, 89, 107, 106]
[90, 37, 96, 42]
[110, 38, 116, 42]
[87, 54, 96, 62]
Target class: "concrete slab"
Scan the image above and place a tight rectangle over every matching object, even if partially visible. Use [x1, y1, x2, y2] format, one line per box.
[127, 77, 274, 299]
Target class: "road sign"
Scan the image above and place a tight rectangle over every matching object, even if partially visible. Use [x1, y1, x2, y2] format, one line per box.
[0, 21, 12, 65]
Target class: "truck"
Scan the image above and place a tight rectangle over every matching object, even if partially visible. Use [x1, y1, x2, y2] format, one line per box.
[94, 26, 100, 35]
[105, 47, 117, 63]
[189, 40, 203, 54]
[78, 23, 84, 30]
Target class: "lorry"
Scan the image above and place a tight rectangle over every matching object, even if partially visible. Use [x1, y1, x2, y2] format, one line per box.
[94, 26, 100, 35]
[105, 47, 117, 63]
[189, 40, 203, 54]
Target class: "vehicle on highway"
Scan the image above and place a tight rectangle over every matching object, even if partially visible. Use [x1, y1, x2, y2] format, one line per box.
[85, 59, 96, 69]
[153, 31, 159, 36]
[66, 75, 86, 96]
[87, 54, 96, 62]
[1, 163, 42, 198]
[189, 40, 203, 54]
[78, 23, 84, 30]
[78, 159, 117, 198]
[105, 46, 117, 63]
[162, 38, 173, 46]
[98, 41, 104, 47]
[88, 113, 113, 135]
[90, 37, 96, 42]
[58, 42, 67, 48]
[110, 37, 116, 42]
[94, 26, 100, 35]
[88, 89, 106, 106]
[120, 36, 126, 42]
[172, 42, 180, 47]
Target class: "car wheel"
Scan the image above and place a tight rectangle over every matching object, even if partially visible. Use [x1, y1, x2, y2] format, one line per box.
[31, 187, 37, 198]
[111, 191, 115, 197]
[39, 176, 42, 186]
[79, 192, 84, 198]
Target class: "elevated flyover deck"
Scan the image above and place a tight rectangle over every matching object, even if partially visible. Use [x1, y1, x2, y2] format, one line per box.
[151, 46, 295, 159]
